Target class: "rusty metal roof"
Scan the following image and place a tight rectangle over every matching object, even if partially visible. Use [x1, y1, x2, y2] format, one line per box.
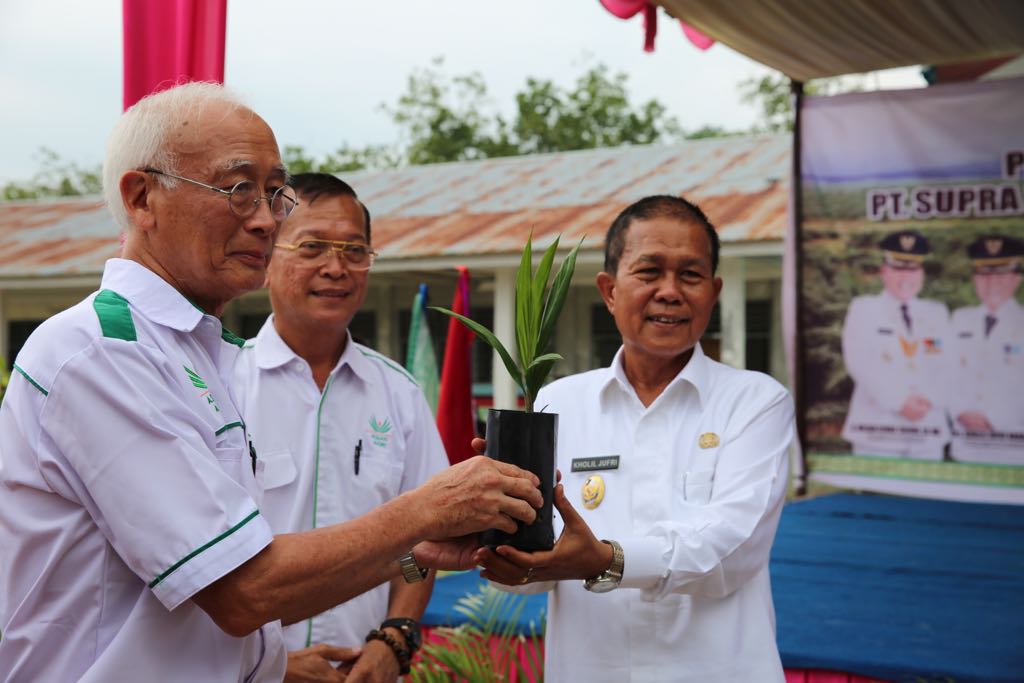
[0, 134, 789, 279]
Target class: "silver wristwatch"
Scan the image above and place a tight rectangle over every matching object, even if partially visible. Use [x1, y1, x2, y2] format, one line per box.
[398, 551, 428, 583]
[583, 539, 624, 593]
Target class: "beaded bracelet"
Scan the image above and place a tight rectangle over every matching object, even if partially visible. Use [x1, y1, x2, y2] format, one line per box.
[365, 628, 412, 675]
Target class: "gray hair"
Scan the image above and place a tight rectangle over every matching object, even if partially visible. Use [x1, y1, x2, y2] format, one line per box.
[102, 81, 249, 232]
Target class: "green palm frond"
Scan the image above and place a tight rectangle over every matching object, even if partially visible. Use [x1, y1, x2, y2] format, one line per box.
[411, 583, 545, 683]
[432, 234, 582, 411]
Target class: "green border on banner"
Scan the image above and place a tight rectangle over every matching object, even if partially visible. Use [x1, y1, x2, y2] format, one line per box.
[809, 453, 1024, 487]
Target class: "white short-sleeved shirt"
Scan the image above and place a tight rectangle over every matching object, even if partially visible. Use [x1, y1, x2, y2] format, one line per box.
[502, 344, 794, 683]
[0, 259, 285, 682]
[232, 317, 448, 652]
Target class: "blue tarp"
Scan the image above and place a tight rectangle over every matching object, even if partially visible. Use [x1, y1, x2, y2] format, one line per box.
[423, 493, 1024, 683]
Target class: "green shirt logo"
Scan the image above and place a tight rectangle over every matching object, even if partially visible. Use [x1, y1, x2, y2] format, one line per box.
[184, 365, 220, 413]
[368, 415, 392, 448]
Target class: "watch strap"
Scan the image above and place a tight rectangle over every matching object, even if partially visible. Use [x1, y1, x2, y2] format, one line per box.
[381, 617, 422, 653]
[398, 551, 428, 583]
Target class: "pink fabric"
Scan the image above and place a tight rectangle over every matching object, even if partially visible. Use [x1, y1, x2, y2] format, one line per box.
[785, 670, 894, 683]
[122, 0, 227, 110]
[598, 0, 646, 19]
[680, 21, 715, 50]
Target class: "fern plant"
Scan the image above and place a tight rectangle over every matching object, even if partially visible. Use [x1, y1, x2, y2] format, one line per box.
[411, 582, 545, 683]
[432, 234, 582, 411]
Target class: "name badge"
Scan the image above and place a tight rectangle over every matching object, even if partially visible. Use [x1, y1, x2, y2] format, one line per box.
[571, 456, 620, 473]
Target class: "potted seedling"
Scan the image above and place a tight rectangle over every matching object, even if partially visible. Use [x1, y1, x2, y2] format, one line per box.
[433, 234, 581, 552]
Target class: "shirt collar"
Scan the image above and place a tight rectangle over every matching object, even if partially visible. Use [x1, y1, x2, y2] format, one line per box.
[254, 315, 372, 384]
[100, 258, 204, 332]
[599, 343, 710, 410]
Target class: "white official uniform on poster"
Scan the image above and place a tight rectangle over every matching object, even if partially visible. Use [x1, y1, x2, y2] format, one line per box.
[0, 259, 285, 682]
[232, 317, 448, 652]
[949, 299, 1024, 464]
[505, 344, 793, 683]
[841, 291, 950, 459]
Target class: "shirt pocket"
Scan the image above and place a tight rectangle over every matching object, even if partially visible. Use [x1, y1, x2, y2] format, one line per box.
[681, 469, 715, 504]
[260, 449, 297, 490]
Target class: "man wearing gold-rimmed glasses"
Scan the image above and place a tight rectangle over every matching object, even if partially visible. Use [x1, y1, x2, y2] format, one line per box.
[232, 173, 449, 681]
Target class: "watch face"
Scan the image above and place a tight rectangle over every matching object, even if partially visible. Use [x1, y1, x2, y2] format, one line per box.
[586, 578, 617, 593]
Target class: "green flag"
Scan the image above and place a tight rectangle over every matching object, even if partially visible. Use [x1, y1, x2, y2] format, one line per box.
[406, 283, 440, 413]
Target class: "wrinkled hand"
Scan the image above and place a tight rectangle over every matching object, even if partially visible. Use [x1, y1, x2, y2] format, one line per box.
[417, 455, 542, 539]
[957, 411, 993, 433]
[342, 639, 401, 683]
[414, 535, 481, 571]
[285, 644, 361, 682]
[899, 394, 931, 422]
[476, 483, 612, 585]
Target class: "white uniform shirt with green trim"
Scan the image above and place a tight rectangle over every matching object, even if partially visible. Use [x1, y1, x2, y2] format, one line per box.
[0, 259, 285, 682]
[499, 344, 794, 683]
[232, 317, 448, 652]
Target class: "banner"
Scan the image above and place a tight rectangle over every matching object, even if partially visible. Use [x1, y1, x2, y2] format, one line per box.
[122, 0, 227, 110]
[406, 284, 440, 414]
[437, 267, 477, 465]
[799, 77, 1024, 504]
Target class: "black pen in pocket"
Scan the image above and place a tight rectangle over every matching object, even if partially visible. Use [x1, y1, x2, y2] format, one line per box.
[354, 439, 362, 475]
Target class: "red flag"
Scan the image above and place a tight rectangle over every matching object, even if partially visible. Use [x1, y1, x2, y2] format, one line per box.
[122, 0, 228, 110]
[437, 267, 476, 464]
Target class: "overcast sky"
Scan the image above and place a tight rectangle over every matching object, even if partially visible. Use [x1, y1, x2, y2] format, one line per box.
[0, 0, 924, 184]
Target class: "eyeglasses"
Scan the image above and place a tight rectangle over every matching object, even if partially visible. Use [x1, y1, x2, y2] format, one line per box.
[275, 239, 377, 270]
[143, 168, 299, 222]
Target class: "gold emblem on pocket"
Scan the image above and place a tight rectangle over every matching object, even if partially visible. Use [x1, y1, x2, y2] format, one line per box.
[698, 432, 720, 449]
[581, 475, 605, 510]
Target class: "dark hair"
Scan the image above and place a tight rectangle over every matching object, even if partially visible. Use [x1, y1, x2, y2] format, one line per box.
[603, 195, 720, 275]
[288, 172, 372, 242]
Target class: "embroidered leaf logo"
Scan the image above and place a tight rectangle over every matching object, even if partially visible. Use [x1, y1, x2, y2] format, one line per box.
[184, 365, 208, 389]
[369, 416, 392, 434]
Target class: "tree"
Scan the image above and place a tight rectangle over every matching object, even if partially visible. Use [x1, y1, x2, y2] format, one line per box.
[384, 59, 686, 164]
[512, 64, 682, 155]
[2, 148, 102, 201]
[281, 144, 400, 175]
[738, 73, 862, 133]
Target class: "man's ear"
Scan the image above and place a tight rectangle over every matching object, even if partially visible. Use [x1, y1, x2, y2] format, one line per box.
[596, 271, 616, 315]
[120, 170, 156, 231]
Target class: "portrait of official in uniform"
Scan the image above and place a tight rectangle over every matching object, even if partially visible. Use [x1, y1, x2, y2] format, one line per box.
[948, 235, 1024, 465]
[840, 230, 950, 460]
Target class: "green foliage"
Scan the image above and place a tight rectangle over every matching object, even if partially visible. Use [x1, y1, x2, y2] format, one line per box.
[411, 582, 544, 683]
[2, 148, 102, 201]
[281, 143, 400, 174]
[385, 58, 519, 165]
[739, 74, 862, 133]
[432, 234, 582, 412]
[0, 357, 9, 405]
[512, 64, 682, 155]
[386, 58, 688, 164]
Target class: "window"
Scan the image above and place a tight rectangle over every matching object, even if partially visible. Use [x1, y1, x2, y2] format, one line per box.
[7, 320, 44, 366]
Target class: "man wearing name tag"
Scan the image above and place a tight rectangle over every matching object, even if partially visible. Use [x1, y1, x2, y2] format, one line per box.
[477, 195, 796, 682]
[948, 235, 1024, 464]
[840, 230, 950, 460]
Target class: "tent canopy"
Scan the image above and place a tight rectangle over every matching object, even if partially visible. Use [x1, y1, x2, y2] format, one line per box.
[657, 0, 1024, 81]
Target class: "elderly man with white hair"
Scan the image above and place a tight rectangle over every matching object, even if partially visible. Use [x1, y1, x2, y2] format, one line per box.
[0, 82, 542, 682]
